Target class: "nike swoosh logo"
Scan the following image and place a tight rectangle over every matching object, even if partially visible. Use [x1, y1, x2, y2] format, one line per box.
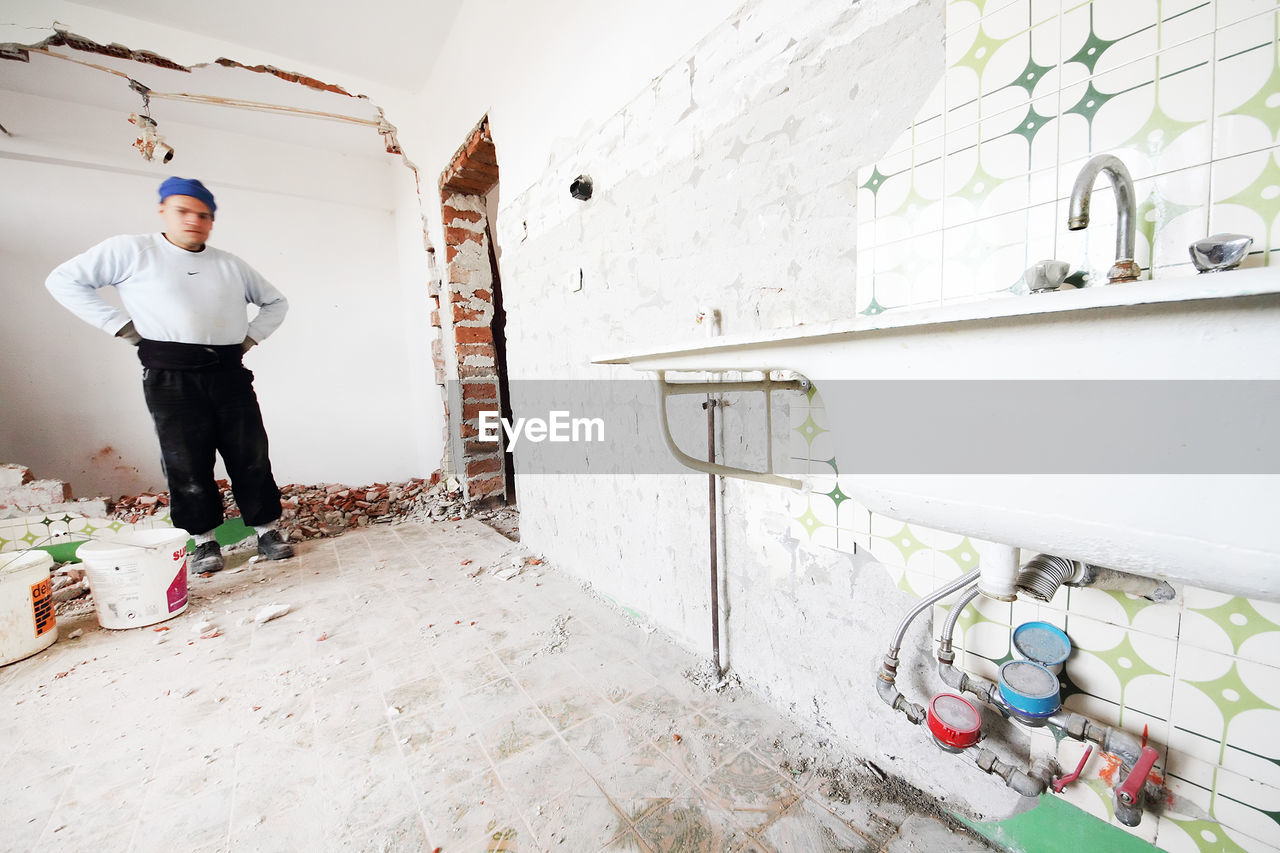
[187, 271, 199, 275]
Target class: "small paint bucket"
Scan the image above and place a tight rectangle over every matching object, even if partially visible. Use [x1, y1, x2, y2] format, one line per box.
[77, 529, 190, 630]
[0, 550, 58, 665]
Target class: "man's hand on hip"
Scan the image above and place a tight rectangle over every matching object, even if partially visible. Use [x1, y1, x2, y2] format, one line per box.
[115, 321, 142, 345]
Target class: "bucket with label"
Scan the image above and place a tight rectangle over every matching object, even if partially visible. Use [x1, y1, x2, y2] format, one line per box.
[0, 550, 58, 665]
[77, 528, 190, 630]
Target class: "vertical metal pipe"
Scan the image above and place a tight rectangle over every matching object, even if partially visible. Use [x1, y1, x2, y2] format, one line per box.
[705, 397, 721, 678]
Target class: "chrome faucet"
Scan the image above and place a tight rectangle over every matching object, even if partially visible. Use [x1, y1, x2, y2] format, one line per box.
[1067, 154, 1141, 284]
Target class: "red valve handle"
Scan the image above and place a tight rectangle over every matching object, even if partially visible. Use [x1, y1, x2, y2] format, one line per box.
[1117, 746, 1159, 806]
[1052, 744, 1093, 794]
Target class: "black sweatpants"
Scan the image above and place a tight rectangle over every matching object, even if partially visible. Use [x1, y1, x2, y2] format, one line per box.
[141, 355, 283, 536]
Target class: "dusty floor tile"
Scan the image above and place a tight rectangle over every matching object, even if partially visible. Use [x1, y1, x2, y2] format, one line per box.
[882, 813, 993, 851]
[316, 724, 418, 836]
[561, 714, 637, 776]
[228, 802, 327, 851]
[810, 773, 916, 848]
[578, 656, 661, 705]
[590, 744, 691, 826]
[417, 768, 530, 851]
[404, 729, 494, 792]
[492, 735, 595, 817]
[632, 788, 740, 853]
[382, 671, 454, 719]
[36, 775, 148, 851]
[313, 679, 393, 742]
[653, 710, 743, 783]
[697, 749, 802, 835]
[451, 676, 532, 728]
[0, 764, 74, 851]
[479, 704, 557, 762]
[437, 648, 511, 696]
[522, 783, 632, 849]
[130, 784, 233, 853]
[336, 808, 432, 851]
[372, 651, 441, 693]
[754, 794, 880, 852]
[600, 828, 655, 851]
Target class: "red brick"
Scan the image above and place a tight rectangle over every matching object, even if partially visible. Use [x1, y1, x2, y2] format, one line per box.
[453, 303, 490, 324]
[462, 381, 498, 401]
[472, 289, 492, 302]
[461, 420, 479, 438]
[455, 325, 494, 345]
[445, 226, 482, 245]
[466, 456, 503, 477]
[442, 206, 484, 224]
[456, 343, 495, 363]
[462, 400, 501, 421]
[430, 338, 442, 357]
[430, 309, 441, 328]
[467, 474, 505, 498]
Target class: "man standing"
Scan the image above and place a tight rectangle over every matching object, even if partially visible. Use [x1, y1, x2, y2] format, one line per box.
[46, 177, 294, 574]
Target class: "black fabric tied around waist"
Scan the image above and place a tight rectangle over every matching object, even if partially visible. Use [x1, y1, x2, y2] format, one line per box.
[137, 339, 244, 370]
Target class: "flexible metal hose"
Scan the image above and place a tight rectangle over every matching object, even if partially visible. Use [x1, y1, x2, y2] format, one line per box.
[888, 567, 983, 656]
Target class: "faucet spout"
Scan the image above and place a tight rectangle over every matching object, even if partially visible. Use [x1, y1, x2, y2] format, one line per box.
[1067, 154, 1141, 284]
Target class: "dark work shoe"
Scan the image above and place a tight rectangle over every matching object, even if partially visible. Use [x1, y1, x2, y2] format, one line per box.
[257, 529, 295, 561]
[192, 541, 224, 574]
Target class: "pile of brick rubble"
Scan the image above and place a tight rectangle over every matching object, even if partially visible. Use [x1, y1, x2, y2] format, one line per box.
[111, 475, 474, 541]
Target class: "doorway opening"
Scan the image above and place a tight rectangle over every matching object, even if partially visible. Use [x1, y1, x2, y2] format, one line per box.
[438, 116, 513, 505]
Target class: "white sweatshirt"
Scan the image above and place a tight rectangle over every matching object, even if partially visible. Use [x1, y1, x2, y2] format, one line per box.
[45, 233, 288, 346]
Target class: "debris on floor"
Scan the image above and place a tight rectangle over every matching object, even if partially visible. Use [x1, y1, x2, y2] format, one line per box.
[252, 603, 291, 624]
[112, 476, 467, 541]
[109, 476, 519, 543]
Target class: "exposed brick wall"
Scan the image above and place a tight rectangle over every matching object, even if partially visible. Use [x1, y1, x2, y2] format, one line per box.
[439, 117, 505, 503]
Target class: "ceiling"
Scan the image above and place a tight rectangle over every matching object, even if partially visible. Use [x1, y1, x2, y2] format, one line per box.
[0, 0, 465, 157]
[70, 0, 464, 92]
[1, 45, 391, 155]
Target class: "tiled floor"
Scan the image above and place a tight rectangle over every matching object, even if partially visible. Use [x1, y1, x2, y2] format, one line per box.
[0, 519, 993, 852]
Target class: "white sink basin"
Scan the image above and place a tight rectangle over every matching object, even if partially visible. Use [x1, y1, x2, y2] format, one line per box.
[598, 272, 1280, 600]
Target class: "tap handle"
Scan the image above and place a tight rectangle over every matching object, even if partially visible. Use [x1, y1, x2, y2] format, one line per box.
[1117, 746, 1159, 806]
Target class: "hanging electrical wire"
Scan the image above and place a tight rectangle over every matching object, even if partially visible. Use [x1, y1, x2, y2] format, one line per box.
[127, 77, 173, 162]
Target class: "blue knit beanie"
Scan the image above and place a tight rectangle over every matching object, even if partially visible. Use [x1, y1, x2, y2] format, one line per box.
[158, 177, 216, 215]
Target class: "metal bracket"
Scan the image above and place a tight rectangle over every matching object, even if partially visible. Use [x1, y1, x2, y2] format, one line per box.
[655, 370, 810, 489]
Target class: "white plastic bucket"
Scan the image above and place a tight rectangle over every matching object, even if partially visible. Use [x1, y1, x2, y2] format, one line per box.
[77, 529, 190, 630]
[0, 550, 58, 665]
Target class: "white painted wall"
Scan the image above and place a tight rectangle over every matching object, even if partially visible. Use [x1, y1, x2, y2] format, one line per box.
[0, 85, 441, 497]
[392, 0, 749, 202]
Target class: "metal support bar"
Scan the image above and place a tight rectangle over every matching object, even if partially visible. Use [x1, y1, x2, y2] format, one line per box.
[655, 371, 810, 489]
